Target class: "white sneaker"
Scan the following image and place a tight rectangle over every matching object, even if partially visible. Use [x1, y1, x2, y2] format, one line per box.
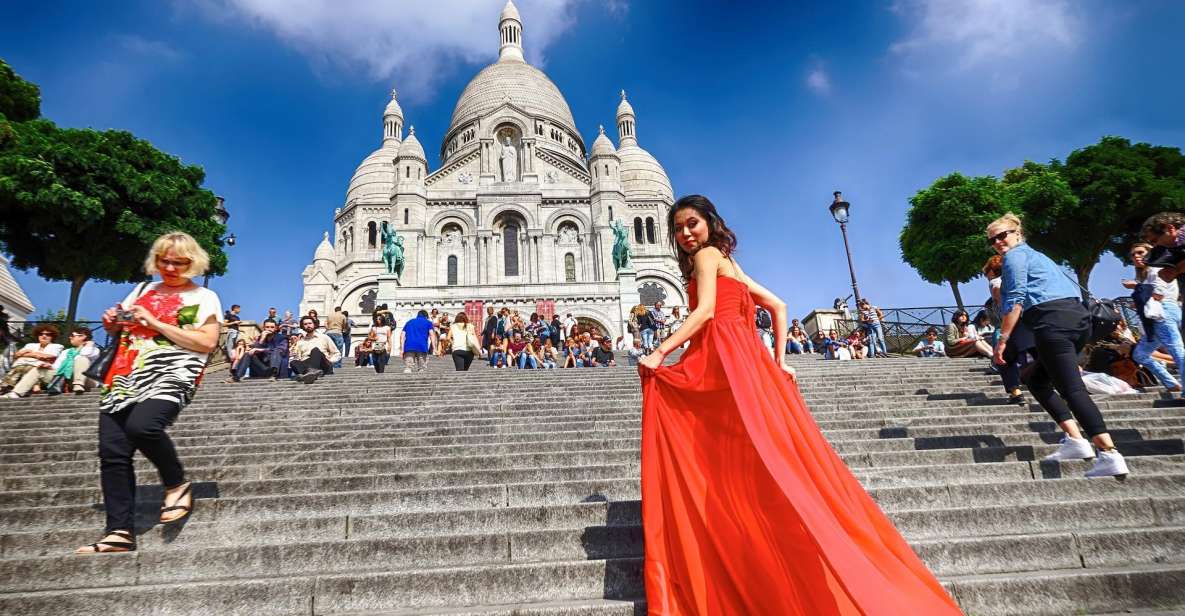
[402, 368, 412, 374]
[2, 392, 20, 399]
[1043, 436, 1095, 461]
[1085, 450, 1130, 478]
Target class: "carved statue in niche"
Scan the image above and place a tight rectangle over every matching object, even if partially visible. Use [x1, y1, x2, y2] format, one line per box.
[558, 223, 578, 244]
[442, 225, 462, 245]
[498, 131, 519, 182]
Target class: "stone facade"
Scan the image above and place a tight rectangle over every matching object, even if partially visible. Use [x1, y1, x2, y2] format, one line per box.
[299, 0, 684, 338]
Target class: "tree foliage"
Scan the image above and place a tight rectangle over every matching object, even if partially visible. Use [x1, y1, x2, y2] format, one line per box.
[0, 59, 40, 122]
[900, 173, 1011, 309]
[0, 60, 226, 322]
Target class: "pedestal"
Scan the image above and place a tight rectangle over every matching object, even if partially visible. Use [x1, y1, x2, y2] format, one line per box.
[616, 267, 639, 340]
[377, 274, 401, 308]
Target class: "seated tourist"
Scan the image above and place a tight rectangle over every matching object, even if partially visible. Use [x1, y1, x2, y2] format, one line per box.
[562, 338, 583, 368]
[846, 329, 867, 360]
[522, 339, 543, 369]
[590, 337, 616, 367]
[914, 327, 946, 358]
[540, 339, 559, 369]
[289, 316, 340, 384]
[228, 319, 286, 382]
[972, 311, 996, 342]
[627, 338, 644, 366]
[507, 332, 530, 368]
[488, 335, 507, 368]
[1, 325, 64, 398]
[354, 336, 372, 367]
[50, 327, 102, 395]
[230, 338, 249, 371]
[944, 309, 993, 358]
[820, 329, 846, 360]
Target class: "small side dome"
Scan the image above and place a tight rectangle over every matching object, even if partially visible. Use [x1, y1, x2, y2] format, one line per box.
[398, 126, 426, 161]
[346, 141, 400, 203]
[590, 125, 617, 158]
[500, 0, 521, 23]
[618, 144, 673, 202]
[314, 231, 335, 261]
[384, 88, 404, 119]
[616, 90, 635, 119]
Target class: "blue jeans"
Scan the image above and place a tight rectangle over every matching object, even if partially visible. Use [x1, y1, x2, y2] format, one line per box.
[864, 323, 888, 355]
[787, 340, 804, 354]
[1133, 301, 1185, 390]
[641, 328, 656, 350]
[326, 332, 344, 368]
[518, 354, 538, 369]
[490, 352, 505, 367]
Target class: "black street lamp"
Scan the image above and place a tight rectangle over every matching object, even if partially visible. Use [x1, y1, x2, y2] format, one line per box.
[829, 191, 862, 308]
[204, 196, 234, 288]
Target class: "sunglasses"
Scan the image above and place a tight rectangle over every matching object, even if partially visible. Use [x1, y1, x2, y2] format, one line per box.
[156, 257, 192, 269]
[38, 332, 54, 337]
[987, 229, 1015, 245]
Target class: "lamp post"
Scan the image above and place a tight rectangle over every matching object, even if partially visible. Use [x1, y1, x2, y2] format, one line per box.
[829, 191, 862, 308]
[204, 196, 235, 288]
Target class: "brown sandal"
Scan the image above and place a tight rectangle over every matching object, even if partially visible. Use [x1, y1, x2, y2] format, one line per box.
[75, 530, 136, 554]
[159, 482, 193, 524]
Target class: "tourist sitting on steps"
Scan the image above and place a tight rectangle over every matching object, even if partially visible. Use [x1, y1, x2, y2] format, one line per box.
[289, 315, 340, 384]
[988, 212, 1129, 478]
[50, 327, 102, 395]
[590, 337, 616, 367]
[228, 319, 285, 382]
[944, 309, 993, 359]
[541, 338, 560, 369]
[913, 328, 945, 358]
[488, 335, 507, 368]
[1, 324, 63, 398]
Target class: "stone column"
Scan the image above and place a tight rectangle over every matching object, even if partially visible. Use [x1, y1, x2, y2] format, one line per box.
[616, 266, 639, 342]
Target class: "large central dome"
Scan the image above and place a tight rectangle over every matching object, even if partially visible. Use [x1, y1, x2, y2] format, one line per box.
[447, 60, 578, 139]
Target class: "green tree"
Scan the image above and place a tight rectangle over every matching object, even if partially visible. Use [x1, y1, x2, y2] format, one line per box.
[0, 59, 40, 122]
[900, 173, 1011, 310]
[1037, 137, 1185, 292]
[0, 61, 226, 323]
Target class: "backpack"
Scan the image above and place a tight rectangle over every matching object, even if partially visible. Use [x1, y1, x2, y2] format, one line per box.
[755, 308, 773, 330]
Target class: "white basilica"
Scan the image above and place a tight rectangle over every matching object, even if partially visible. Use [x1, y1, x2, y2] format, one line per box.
[299, 0, 685, 338]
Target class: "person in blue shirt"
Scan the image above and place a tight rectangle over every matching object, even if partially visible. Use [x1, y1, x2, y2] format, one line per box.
[989, 212, 1127, 478]
[912, 328, 945, 357]
[401, 309, 435, 374]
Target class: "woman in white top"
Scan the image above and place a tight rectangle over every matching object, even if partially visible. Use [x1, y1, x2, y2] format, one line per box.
[1, 324, 65, 397]
[76, 232, 222, 554]
[368, 314, 393, 374]
[447, 312, 479, 371]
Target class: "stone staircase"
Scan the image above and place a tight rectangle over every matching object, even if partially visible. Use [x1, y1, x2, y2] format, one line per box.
[0, 355, 1184, 615]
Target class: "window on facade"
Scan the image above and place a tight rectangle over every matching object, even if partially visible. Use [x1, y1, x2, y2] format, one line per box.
[404, 209, 409, 224]
[503, 221, 520, 276]
[633, 218, 644, 244]
[608, 206, 613, 220]
[447, 255, 458, 286]
[367, 222, 377, 248]
[646, 218, 656, 244]
[564, 253, 576, 282]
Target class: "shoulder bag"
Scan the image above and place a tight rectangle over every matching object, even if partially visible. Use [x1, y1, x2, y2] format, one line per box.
[1060, 272, 1122, 343]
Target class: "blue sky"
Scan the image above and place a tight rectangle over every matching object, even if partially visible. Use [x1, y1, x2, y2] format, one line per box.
[3, 0, 1184, 322]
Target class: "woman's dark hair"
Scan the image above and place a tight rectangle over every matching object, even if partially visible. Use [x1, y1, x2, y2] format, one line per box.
[32, 324, 60, 339]
[454, 312, 468, 324]
[71, 326, 93, 341]
[952, 309, 970, 334]
[972, 311, 991, 327]
[666, 194, 738, 281]
[373, 314, 386, 327]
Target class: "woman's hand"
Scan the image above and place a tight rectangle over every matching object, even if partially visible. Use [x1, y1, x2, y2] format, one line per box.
[993, 339, 1007, 365]
[781, 363, 797, 381]
[638, 349, 666, 372]
[127, 304, 161, 330]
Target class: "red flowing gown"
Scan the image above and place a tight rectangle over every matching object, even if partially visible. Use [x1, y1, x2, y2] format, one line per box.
[640, 276, 963, 615]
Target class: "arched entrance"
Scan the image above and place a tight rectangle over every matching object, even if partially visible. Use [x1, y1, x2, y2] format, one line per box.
[575, 316, 609, 338]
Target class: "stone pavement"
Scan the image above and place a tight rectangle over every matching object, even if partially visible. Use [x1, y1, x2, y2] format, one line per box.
[0, 355, 1183, 615]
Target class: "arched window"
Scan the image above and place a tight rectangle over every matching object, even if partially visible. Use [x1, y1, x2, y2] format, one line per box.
[503, 221, 520, 276]
[608, 206, 613, 220]
[447, 255, 458, 286]
[646, 218, 656, 244]
[564, 253, 576, 282]
[404, 208, 409, 225]
[367, 222, 377, 248]
[633, 217, 644, 244]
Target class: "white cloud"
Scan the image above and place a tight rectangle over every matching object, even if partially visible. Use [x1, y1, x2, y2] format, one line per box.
[115, 35, 186, 62]
[806, 66, 831, 95]
[891, 0, 1080, 70]
[188, 0, 603, 99]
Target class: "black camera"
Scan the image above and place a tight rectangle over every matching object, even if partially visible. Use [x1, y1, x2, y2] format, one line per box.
[116, 309, 137, 323]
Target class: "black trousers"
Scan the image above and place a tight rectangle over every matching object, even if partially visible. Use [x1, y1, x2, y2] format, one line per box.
[1022, 299, 1109, 438]
[290, 347, 333, 376]
[1001, 321, 1034, 393]
[99, 399, 184, 532]
[372, 351, 389, 373]
[452, 350, 474, 371]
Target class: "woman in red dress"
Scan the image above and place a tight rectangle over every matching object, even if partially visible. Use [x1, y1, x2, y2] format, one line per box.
[638, 195, 962, 615]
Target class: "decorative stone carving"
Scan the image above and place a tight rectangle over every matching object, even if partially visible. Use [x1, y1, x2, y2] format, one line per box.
[458, 171, 473, 184]
[558, 223, 578, 244]
[544, 170, 558, 184]
[499, 134, 518, 182]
